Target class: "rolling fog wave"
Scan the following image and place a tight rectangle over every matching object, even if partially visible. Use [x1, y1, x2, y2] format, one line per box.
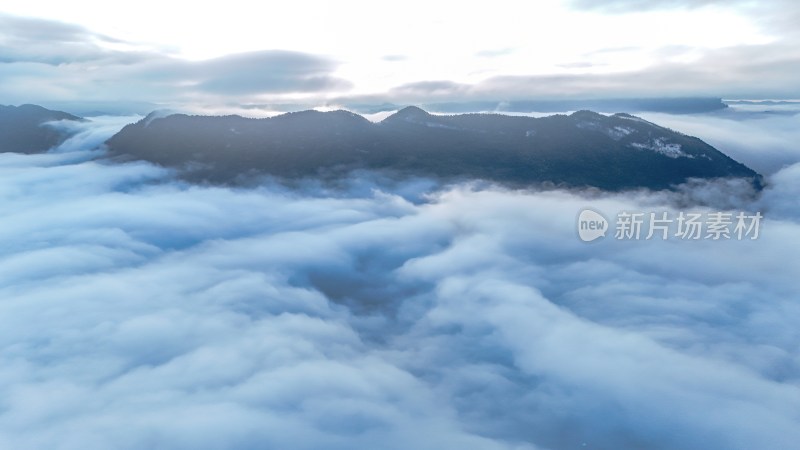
[0, 117, 798, 449]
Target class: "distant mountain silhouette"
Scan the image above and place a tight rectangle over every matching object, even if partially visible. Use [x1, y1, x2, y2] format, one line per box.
[106, 107, 761, 191]
[0, 104, 83, 153]
[403, 97, 729, 115]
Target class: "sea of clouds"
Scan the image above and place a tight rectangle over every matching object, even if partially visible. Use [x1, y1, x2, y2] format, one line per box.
[0, 111, 798, 450]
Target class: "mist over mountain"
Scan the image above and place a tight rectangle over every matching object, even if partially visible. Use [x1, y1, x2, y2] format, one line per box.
[106, 106, 759, 191]
[0, 107, 796, 450]
[1, 122, 799, 449]
[0, 104, 82, 153]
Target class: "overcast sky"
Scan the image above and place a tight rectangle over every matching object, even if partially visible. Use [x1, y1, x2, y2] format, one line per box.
[0, 0, 798, 109]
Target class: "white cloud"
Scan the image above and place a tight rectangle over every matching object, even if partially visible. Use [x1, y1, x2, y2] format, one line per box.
[0, 118, 798, 449]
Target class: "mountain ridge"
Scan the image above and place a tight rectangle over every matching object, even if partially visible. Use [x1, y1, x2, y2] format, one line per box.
[105, 106, 760, 191]
[0, 104, 84, 153]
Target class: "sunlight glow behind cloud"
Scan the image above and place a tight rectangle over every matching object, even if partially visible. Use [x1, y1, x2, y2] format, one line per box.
[0, 0, 777, 98]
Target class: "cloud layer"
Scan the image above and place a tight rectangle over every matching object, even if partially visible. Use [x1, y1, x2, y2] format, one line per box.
[0, 118, 798, 449]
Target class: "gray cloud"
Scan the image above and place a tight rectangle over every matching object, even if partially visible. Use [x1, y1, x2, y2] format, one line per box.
[388, 80, 471, 98]
[190, 51, 350, 95]
[0, 15, 100, 42]
[0, 50, 350, 104]
[342, 0, 800, 107]
[122, 50, 352, 96]
[338, 42, 800, 105]
[0, 15, 351, 105]
[4, 7, 800, 110]
[0, 118, 798, 449]
[0, 14, 137, 65]
[568, 0, 742, 13]
[471, 43, 800, 100]
[568, 0, 800, 40]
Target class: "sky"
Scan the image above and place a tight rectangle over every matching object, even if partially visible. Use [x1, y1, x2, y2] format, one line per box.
[0, 0, 798, 111]
[0, 116, 799, 449]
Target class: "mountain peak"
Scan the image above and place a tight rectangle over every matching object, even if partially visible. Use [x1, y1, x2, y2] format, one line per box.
[570, 110, 604, 119]
[397, 105, 429, 116]
[383, 106, 430, 123]
[1, 103, 82, 122]
[0, 103, 83, 153]
[272, 109, 372, 129]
